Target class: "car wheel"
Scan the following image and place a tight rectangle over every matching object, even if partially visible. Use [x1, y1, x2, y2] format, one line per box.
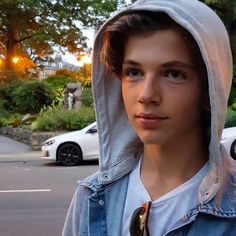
[230, 140, 236, 160]
[57, 143, 82, 166]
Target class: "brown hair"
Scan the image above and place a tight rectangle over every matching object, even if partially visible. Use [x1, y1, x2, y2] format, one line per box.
[100, 11, 207, 82]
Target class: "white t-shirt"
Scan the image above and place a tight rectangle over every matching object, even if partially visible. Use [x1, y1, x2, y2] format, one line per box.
[121, 158, 209, 236]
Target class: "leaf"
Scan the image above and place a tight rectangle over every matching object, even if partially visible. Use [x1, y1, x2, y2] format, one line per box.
[0, 0, 125, 67]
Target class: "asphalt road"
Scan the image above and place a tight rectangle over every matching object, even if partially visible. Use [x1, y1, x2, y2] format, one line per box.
[0, 135, 99, 236]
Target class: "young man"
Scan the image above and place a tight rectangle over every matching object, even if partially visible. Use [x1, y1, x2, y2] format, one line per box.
[62, 0, 236, 235]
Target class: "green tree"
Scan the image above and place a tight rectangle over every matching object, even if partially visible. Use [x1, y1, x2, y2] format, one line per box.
[0, 0, 125, 70]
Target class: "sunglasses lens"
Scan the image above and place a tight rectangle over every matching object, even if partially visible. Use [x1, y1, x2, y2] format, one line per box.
[130, 207, 146, 236]
[129, 201, 151, 236]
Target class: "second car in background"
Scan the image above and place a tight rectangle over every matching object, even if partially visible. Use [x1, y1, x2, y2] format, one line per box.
[42, 122, 98, 166]
[221, 126, 236, 160]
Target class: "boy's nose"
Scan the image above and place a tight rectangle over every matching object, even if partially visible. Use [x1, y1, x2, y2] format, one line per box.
[137, 77, 161, 105]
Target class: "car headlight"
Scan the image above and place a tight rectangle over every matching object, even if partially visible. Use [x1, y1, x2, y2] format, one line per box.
[44, 139, 55, 146]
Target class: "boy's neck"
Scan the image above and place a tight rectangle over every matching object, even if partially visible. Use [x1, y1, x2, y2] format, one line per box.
[140, 138, 208, 200]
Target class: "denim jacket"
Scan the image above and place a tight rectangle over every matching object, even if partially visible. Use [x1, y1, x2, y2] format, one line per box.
[63, 0, 235, 235]
[62, 148, 236, 236]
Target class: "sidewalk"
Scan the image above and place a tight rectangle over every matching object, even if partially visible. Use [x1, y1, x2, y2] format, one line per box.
[0, 135, 41, 162]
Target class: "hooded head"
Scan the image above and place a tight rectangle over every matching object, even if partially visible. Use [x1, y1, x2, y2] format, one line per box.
[92, 0, 232, 203]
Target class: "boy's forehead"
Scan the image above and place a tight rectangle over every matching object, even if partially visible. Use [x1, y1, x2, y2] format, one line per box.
[124, 29, 194, 65]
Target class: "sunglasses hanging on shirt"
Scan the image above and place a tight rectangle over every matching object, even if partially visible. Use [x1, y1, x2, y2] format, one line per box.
[129, 201, 152, 236]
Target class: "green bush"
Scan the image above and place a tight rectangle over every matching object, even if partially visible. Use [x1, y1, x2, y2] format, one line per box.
[0, 97, 21, 127]
[63, 107, 95, 130]
[51, 87, 65, 106]
[0, 80, 22, 112]
[0, 118, 7, 127]
[232, 102, 236, 111]
[225, 106, 236, 128]
[81, 87, 94, 107]
[32, 106, 95, 131]
[0, 112, 22, 127]
[0, 80, 59, 115]
[45, 75, 72, 89]
[5, 113, 22, 127]
[11, 80, 55, 114]
[228, 87, 236, 106]
[0, 80, 59, 127]
[0, 112, 9, 126]
[0, 99, 9, 117]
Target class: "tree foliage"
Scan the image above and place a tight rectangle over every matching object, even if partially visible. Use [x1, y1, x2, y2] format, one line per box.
[0, 0, 125, 69]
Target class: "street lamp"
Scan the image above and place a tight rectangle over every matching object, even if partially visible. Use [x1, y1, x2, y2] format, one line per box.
[12, 56, 19, 64]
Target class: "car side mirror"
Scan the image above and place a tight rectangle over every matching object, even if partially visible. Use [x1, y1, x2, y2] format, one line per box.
[87, 128, 97, 134]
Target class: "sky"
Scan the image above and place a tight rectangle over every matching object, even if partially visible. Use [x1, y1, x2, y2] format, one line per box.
[62, 28, 95, 66]
[62, 0, 132, 66]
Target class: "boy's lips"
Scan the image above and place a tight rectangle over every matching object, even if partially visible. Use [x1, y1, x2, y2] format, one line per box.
[135, 112, 169, 120]
[135, 113, 169, 128]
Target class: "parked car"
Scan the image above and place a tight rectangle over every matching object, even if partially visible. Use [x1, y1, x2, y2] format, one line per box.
[41, 122, 99, 166]
[221, 127, 236, 160]
[42, 122, 235, 165]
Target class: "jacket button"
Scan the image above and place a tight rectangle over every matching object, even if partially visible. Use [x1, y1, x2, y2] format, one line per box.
[103, 174, 109, 179]
[98, 200, 104, 206]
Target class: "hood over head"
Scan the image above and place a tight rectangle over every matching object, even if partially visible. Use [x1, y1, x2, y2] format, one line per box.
[92, 0, 232, 203]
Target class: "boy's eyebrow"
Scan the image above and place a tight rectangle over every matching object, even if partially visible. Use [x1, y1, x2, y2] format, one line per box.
[123, 60, 195, 70]
[122, 60, 141, 66]
[162, 61, 195, 70]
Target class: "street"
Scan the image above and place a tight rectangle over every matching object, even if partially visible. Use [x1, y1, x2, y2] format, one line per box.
[0, 135, 98, 236]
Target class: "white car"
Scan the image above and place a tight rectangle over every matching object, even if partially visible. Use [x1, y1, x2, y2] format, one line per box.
[41, 122, 99, 166]
[41, 122, 235, 165]
[221, 127, 236, 160]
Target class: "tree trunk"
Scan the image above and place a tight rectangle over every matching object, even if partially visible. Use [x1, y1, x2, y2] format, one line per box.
[5, 26, 18, 70]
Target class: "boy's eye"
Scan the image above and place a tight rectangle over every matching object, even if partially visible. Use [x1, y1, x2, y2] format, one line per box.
[124, 68, 143, 77]
[165, 70, 185, 81]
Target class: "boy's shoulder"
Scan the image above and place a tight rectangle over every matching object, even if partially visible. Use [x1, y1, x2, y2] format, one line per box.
[203, 155, 236, 215]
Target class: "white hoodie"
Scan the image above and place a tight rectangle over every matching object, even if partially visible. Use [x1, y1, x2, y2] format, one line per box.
[92, 0, 232, 203]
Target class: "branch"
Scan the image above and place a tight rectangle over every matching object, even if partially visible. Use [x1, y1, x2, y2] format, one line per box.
[17, 34, 33, 43]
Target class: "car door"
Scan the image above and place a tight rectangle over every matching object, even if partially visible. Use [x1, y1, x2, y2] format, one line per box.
[83, 124, 99, 160]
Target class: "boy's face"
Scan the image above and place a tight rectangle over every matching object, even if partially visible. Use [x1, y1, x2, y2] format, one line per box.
[121, 29, 205, 146]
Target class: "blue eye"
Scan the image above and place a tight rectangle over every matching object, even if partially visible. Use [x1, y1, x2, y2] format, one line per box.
[165, 70, 185, 81]
[125, 68, 143, 77]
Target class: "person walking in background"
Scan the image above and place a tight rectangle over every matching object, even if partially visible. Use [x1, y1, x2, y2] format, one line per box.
[62, 0, 236, 235]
